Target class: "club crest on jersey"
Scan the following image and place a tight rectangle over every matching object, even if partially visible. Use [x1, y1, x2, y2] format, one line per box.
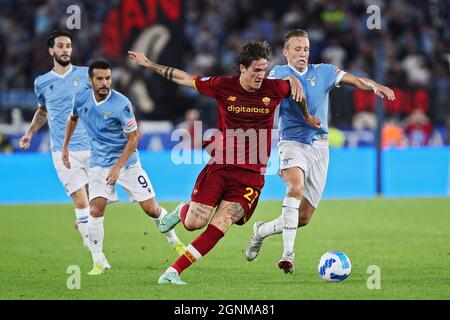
[101, 110, 112, 119]
[227, 96, 237, 102]
[72, 77, 79, 87]
[262, 97, 270, 106]
[306, 76, 317, 86]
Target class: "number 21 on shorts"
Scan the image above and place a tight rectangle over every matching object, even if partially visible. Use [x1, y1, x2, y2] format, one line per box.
[243, 187, 259, 209]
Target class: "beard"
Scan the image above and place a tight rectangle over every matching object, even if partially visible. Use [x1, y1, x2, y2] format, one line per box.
[54, 54, 71, 67]
[96, 87, 110, 99]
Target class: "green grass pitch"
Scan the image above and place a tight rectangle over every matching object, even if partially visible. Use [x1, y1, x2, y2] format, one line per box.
[0, 198, 449, 300]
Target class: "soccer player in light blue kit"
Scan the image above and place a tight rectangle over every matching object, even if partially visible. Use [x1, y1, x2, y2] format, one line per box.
[62, 60, 185, 275]
[245, 29, 395, 273]
[19, 30, 92, 250]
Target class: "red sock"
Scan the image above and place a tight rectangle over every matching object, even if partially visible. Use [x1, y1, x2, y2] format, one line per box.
[179, 203, 189, 227]
[172, 224, 224, 274]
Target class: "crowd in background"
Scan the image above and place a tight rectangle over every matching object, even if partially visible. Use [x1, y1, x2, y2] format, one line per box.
[0, 0, 449, 148]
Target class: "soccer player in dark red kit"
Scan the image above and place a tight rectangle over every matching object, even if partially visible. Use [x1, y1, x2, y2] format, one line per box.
[128, 41, 320, 285]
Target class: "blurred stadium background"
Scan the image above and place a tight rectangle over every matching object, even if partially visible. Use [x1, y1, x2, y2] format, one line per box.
[0, 0, 449, 301]
[0, 0, 449, 202]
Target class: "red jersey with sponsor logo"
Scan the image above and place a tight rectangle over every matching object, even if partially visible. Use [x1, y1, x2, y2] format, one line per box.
[194, 76, 290, 173]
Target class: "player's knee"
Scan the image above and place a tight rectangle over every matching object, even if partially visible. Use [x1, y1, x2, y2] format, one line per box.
[287, 182, 304, 198]
[183, 219, 205, 231]
[71, 190, 88, 208]
[90, 205, 105, 218]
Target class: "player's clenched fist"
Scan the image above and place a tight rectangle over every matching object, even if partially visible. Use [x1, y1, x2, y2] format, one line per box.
[19, 134, 32, 150]
[62, 148, 71, 169]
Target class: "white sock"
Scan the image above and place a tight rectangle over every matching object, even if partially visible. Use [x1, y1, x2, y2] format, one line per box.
[75, 207, 90, 244]
[282, 197, 300, 257]
[152, 207, 180, 245]
[258, 216, 283, 239]
[166, 266, 178, 274]
[88, 215, 104, 263]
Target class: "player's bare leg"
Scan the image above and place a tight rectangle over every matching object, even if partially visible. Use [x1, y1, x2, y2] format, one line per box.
[158, 201, 243, 285]
[87, 196, 110, 275]
[159, 201, 213, 233]
[139, 197, 186, 255]
[298, 197, 316, 227]
[71, 186, 90, 250]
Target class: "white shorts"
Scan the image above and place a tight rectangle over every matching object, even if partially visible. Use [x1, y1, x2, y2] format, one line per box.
[278, 140, 329, 208]
[52, 150, 90, 195]
[88, 162, 156, 203]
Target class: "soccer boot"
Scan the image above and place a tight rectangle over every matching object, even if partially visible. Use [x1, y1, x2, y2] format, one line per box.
[244, 221, 265, 261]
[158, 271, 187, 285]
[158, 202, 188, 233]
[87, 262, 106, 276]
[278, 250, 295, 274]
[172, 240, 187, 256]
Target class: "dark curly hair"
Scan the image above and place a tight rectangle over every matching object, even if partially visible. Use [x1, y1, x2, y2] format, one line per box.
[235, 41, 272, 69]
[47, 30, 73, 48]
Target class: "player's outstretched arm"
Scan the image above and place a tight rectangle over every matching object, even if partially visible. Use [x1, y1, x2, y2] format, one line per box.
[287, 76, 304, 103]
[19, 106, 48, 149]
[341, 73, 395, 101]
[106, 130, 138, 186]
[62, 115, 78, 169]
[295, 98, 321, 129]
[128, 51, 195, 88]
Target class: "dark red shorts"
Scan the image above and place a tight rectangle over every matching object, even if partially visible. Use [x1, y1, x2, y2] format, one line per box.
[191, 164, 265, 225]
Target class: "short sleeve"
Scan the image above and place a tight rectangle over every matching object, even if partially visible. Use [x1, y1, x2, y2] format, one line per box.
[274, 79, 291, 98]
[193, 76, 221, 98]
[323, 64, 346, 90]
[120, 101, 137, 132]
[34, 78, 45, 107]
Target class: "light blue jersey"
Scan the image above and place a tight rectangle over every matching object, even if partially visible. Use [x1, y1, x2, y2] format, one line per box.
[34, 65, 91, 151]
[269, 64, 346, 144]
[71, 88, 139, 168]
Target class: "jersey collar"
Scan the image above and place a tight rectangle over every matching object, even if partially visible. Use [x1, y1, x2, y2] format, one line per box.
[92, 89, 112, 106]
[288, 64, 308, 77]
[51, 65, 73, 78]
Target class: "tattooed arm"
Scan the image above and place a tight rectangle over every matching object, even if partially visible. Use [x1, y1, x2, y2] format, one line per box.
[19, 106, 48, 149]
[128, 51, 195, 88]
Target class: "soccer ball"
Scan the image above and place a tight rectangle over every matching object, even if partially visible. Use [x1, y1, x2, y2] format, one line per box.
[318, 250, 351, 282]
